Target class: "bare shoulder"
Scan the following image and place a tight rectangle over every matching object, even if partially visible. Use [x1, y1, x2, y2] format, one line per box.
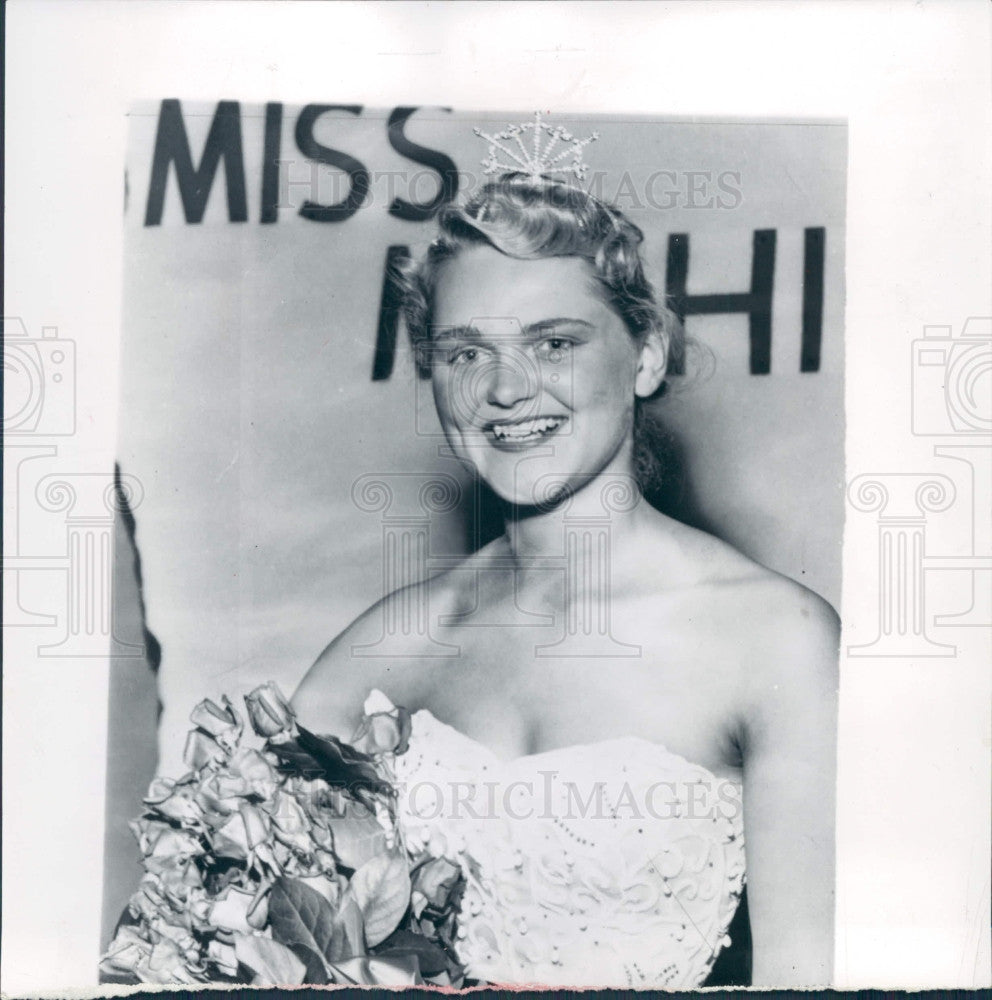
[745, 584, 835, 687]
[291, 594, 396, 736]
[655, 516, 840, 691]
[695, 532, 840, 735]
[291, 576, 452, 736]
[291, 549, 492, 735]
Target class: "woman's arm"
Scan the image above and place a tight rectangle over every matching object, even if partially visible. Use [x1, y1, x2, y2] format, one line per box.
[741, 584, 839, 986]
[291, 624, 366, 737]
[291, 585, 435, 735]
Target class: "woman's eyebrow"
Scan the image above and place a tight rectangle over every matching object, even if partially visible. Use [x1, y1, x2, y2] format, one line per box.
[521, 317, 595, 337]
[433, 318, 595, 342]
[432, 324, 481, 342]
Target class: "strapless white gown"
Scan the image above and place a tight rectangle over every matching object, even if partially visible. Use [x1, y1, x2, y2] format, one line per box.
[376, 693, 746, 988]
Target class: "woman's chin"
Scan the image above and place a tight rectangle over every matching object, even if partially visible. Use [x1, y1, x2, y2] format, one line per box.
[479, 473, 578, 511]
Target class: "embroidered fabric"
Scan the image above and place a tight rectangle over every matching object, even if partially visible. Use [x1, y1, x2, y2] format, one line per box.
[376, 692, 746, 988]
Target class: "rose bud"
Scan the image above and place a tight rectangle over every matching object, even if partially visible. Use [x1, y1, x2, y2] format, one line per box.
[355, 690, 412, 755]
[211, 770, 252, 802]
[244, 682, 296, 738]
[212, 814, 251, 860]
[308, 815, 334, 853]
[314, 848, 338, 874]
[100, 926, 153, 980]
[250, 840, 283, 878]
[363, 689, 395, 715]
[152, 866, 192, 907]
[193, 773, 242, 824]
[209, 887, 256, 934]
[272, 840, 296, 874]
[151, 783, 205, 827]
[206, 939, 239, 978]
[190, 696, 242, 750]
[412, 856, 462, 912]
[240, 803, 272, 850]
[128, 876, 169, 925]
[246, 883, 271, 929]
[130, 817, 174, 857]
[156, 858, 203, 900]
[183, 730, 225, 772]
[228, 747, 280, 800]
[143, 776, 176, 805]
[147, 826, 203, 863]
[368, 714, 402, 754]
[187, 888, 213, 932]
[151, 915, 199, 958]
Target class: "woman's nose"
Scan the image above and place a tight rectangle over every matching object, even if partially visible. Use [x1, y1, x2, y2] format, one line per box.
[485, 351, 537, 408]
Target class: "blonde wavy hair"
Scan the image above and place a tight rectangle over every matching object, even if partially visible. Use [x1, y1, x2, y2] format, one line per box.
[400, 172, 685, 501]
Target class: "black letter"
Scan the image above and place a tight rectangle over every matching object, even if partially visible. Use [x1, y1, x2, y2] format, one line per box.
[260, 103, 283, 224]
[294, 105, 369, 223]
[666, 230, 777, 375]
[145, 100, 248, 225]
[371, 245, 412, 381]
[801, 228, 825, 373]
[387, 107, 458, 222]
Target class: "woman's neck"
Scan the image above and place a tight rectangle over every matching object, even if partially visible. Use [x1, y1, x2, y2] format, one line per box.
[500, 472, 651, 567]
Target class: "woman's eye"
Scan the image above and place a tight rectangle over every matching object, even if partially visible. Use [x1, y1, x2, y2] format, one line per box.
[449, 346, 483, 366]
[538, 337, 573, 359]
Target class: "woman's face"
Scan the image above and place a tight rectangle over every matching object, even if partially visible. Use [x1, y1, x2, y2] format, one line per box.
[429, 245, 657, 507]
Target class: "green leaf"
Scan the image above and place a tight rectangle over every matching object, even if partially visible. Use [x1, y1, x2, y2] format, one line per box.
[232, 933, 307, 986]
[411, 855, 463, 915]
[270, 726, 394, 800]
[287, 944, 331, 985]
[395, 707, 412, 754]
[328, 954, 423, 986]
[374, 928, 450, 976]
[266, 877, 337, 981]
[98, 966, 142, 987]
[326, 889, 365, 963]
[349, 851, 411, 947]
[327, 812, 388, 870]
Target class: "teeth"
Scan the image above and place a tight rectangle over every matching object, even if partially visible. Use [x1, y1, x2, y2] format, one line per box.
[491, 417, 564, 440]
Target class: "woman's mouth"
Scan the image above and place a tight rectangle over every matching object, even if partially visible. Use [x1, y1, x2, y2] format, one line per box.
[485, 416, 569, 449]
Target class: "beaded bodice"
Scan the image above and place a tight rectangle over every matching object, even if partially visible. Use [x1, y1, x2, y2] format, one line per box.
[383, 695, 746, 988]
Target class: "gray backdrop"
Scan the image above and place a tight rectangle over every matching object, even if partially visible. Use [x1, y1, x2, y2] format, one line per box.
[103, 104, 846, 943]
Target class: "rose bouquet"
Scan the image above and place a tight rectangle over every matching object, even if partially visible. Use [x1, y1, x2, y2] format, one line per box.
[101, 684, 466, 987]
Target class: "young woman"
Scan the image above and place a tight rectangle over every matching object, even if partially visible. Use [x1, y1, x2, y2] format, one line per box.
[293, 171, 838, 988]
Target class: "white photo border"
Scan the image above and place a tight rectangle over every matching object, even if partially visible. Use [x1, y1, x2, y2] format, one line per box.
[3, 0, 990, 991]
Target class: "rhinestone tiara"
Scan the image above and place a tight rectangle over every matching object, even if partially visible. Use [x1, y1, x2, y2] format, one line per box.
[473, 111, 599, 183]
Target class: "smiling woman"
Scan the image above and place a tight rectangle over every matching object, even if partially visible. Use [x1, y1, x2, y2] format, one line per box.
[293, 168, 839, 987]
[429, 251, 662, 507]
[405, 171, 678, 507]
